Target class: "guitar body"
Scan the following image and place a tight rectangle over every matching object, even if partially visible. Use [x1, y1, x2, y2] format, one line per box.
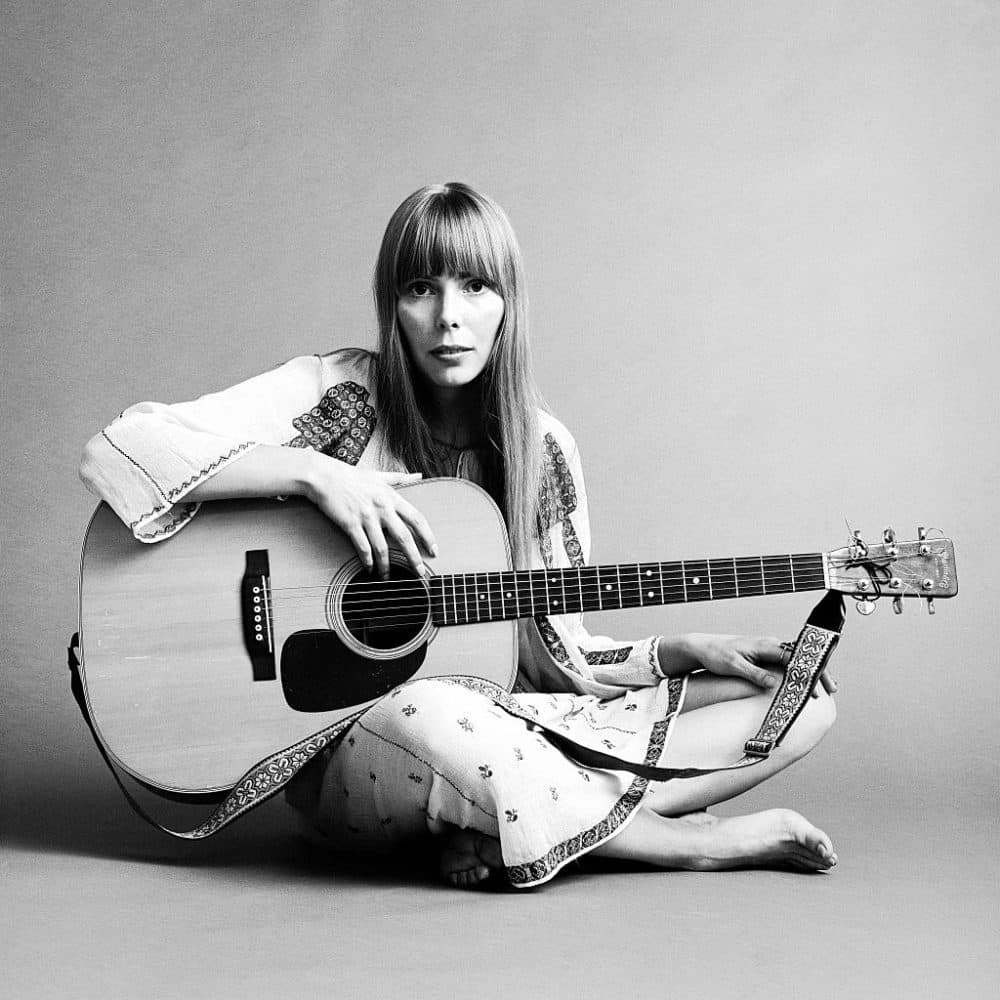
[78, 480, 517, 795]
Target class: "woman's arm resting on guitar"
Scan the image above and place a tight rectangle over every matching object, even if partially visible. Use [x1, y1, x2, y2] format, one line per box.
[657, 633, 784, 689]
[183, 444, 438, 579]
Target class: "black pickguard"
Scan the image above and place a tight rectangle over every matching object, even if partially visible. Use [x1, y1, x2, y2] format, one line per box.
[280, 630, 427, 712]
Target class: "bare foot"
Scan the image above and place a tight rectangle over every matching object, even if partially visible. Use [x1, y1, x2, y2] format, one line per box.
[686, 808, 837, 872]
[438, 826, 504, 889]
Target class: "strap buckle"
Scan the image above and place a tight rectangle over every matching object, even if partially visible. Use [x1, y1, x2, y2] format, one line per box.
[743, 738, 773, 758]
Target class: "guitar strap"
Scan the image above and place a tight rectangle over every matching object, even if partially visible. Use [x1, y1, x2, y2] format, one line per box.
[66, 590, 844, 839]
[66, 635, 363, 840]
[543, 590, 846, 782]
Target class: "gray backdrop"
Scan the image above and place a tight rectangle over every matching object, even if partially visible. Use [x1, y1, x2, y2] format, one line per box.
[3, 2, 998, 998]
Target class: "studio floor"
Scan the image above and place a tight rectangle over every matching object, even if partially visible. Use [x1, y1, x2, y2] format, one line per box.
[4, 766, 996, 1000]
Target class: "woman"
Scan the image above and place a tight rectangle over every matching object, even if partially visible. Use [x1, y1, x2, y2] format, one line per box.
[80, 182, 837, 889]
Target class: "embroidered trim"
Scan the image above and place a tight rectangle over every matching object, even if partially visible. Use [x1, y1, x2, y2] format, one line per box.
[536, 433, 578, 535]
[582, 647, 632, 666]
[647, 637, 664, 678]
[181, 714, 360, 839]
[102, 430, 168, 501]
[134, 504, 196, 541]
[129, 442, 255, 528]
[287, 381, 376, 464]
[433, 674, 686, 888]
[508, 713, 672, 887]
[562, 518, 584, 569]
[534, 616, 576, 671]
[165, 442, 255, 501]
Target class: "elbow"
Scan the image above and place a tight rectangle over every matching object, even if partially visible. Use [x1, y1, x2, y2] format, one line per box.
[79, 430, 108, 492]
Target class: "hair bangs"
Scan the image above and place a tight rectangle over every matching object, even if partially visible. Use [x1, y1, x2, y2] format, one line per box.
[395, 197, 507, 293]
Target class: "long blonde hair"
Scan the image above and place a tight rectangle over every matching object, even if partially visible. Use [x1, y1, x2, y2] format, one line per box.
[372, 182, 542, 567]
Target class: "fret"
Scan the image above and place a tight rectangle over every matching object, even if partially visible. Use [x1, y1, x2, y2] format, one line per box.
[580, 565, 599, 613]
[615, 565, 623, 609]
[708, 558, 737, 601]
[619, 562, 640, 608]
[474, 572, 487, 623]
[430, 576, 446, 627]
[486, 571, 500, 621]
[660, 560, 683, 605]
[762, 555, 794, 595]
[791, 553, 825, 590]
[735, 556, 765, 597]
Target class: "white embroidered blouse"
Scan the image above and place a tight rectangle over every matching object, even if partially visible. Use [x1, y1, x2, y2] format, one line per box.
[80, 350, 667, 698]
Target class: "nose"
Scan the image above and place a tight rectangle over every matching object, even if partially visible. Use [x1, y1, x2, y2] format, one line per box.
[436, 283, 461, 330]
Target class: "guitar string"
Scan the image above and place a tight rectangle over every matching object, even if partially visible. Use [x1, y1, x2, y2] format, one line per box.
[232, 573, 832, 633]
[265, 560, 829, 598]
[264, 569, 825, 603]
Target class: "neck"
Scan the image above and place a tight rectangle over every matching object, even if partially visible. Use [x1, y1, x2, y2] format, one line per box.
[423, 382, 483, 447]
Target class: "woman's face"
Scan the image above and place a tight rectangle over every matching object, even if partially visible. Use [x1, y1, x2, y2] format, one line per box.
[396, 273, 505, 396]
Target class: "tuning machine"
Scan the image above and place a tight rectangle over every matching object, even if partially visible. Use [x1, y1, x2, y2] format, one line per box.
[918, 525, 931, 557]
[892, 595, 904, 614]
[883, 526, 898, 557]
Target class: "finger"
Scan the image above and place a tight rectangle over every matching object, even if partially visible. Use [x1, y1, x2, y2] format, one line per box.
[753, 637, 788, 665]
[363, 514, 391, 579]
[345, 524, 374, 573]
[394, 497, 438, 558]
[733, 656, 780, 688]
[383, 509, 428, 576]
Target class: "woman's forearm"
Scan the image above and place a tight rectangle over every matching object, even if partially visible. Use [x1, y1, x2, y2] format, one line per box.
[183, 444, 324, 502]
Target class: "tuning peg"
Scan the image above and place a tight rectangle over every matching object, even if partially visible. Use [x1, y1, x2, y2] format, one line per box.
[892, 595, 904, 614]
[883, 526, 898, 557]
[917, 526, 927, 540]
[926, 597, 936, 615]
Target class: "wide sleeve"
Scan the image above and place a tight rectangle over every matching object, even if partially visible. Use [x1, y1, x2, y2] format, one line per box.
[518, 423, 667, 696]
[79, 355, 327, 542]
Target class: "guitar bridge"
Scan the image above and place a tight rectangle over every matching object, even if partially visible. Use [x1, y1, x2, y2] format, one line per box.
[241, 549, 275, 681]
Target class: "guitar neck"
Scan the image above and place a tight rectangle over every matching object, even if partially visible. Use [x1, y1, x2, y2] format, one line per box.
[429, 552, 827, 627]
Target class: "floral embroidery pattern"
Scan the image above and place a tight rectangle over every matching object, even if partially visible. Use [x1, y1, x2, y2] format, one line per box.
[287, 381, 375, 464]
[478, 765, 493, 779]
[582, 647, 633, 666]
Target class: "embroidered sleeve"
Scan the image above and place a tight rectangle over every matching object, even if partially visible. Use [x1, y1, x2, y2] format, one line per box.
[79, 355, 331, 542]
[525, 424, 665, 691]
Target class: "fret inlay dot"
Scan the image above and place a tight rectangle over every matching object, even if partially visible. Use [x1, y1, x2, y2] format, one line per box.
[480, 594, 485, 600]
[505, 592, 512, 598]
[692, 576, 701, 585]
[645, 570, 652, 577]
[553, 599, 559, 606]
[647, 590, 654, 598]
[605, 584, 613, 591]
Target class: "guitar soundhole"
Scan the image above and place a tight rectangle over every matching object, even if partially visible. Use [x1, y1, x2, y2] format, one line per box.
[340, 566, 429, 651]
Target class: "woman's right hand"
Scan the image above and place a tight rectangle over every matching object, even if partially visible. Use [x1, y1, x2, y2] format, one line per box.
[303, 455, 438, 579]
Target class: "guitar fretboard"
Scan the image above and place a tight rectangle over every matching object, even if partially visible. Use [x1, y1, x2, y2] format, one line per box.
[429, 553, 826, 627]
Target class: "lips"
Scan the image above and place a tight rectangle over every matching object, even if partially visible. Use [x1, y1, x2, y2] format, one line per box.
[430, 346, 472, 356]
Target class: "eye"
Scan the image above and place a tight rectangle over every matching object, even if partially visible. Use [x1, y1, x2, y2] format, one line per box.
[404, 280, 435, 297]
[464, 278, 491, 294]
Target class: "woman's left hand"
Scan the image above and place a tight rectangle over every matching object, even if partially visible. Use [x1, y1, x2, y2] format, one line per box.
[656, 633, 786, 689]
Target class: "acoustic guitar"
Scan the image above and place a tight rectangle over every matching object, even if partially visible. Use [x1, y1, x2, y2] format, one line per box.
[77, 479, 957, 795]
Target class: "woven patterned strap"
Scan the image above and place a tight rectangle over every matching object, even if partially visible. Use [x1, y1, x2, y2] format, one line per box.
[542, 592, 844, 782]
[67, 634, 361, 840]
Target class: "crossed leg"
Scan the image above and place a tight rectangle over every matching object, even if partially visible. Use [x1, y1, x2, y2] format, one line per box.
[442, 673, 837, 886]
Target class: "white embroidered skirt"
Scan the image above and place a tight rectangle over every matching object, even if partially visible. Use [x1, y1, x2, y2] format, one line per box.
[292, 675, 687, 888]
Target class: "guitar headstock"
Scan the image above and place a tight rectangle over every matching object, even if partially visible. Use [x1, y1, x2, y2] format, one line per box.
[825, 527, 957, 614]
